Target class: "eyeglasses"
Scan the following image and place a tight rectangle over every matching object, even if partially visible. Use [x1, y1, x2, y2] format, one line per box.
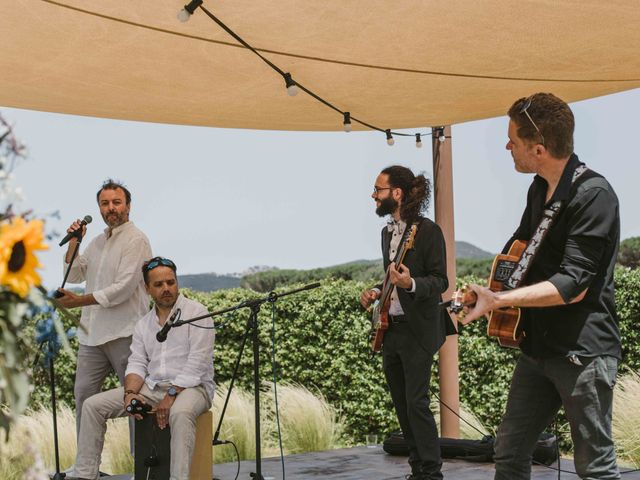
[143, 257, 176, 272]
[373, 186, 393, 194]
[519, 97, 545, 147]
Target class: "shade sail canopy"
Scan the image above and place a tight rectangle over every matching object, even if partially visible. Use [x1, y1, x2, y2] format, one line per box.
[2, 0, 640, 130]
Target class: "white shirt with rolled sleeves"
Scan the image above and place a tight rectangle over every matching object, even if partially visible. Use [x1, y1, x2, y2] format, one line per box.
[63, 221, 152, 346]
[125, 293, 215, 402]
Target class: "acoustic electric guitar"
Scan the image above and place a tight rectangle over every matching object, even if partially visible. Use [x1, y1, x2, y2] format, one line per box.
[449, 239, 527, 348]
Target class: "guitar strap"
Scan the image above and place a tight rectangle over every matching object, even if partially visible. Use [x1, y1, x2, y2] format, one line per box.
[505, 164, 588, 290]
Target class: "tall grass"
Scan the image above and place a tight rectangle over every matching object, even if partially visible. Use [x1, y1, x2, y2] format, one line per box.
[613, 370, 640, 467]
[0, 404, 76, 479]
[1, 383, 342, 479]
[430, 399, 493, 439]
[211, 385, 259, 463]
[266, 383, 341, 454]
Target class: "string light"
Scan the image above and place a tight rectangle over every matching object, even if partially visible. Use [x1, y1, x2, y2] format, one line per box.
[177, 0, 203, 22]
[284, 73, 298, 96]
[186, 3, 451, 146]
[385, 129, 394, 146]
[343, 112, 352, 132]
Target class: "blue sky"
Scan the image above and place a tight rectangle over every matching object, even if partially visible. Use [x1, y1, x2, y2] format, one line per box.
[3, 88, 639, 289]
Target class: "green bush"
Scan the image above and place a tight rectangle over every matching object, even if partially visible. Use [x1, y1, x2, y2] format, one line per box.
[617, 237, 640, 269]
[455, 258, 493, 278]
[186, 281, 398, 441]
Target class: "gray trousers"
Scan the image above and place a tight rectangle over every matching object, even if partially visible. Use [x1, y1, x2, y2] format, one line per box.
[74, 336, 133, 437]
[74, 384, 210, 480]
[494, 354, 620, 480]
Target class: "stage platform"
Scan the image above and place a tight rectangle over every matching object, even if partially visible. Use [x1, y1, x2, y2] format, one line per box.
[210, 445, 640, 480]
[104, 444, 640, 479]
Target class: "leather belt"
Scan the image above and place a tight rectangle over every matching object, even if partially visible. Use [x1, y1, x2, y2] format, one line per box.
[389, 315, 407, 324]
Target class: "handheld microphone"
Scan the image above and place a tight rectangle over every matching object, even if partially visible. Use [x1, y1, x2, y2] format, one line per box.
[156, 308, 181, 343]
[59, 215, 93, 246]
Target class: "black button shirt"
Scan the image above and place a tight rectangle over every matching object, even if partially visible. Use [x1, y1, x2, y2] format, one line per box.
[504, 154, 621, 359]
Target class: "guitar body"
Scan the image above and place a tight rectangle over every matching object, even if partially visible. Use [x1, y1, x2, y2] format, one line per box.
[370, 301, 389, 352]
[369, 225, 418, 353]
[486, 240, 527, 348]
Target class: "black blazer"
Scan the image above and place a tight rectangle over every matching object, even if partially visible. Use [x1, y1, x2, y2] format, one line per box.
[380, 218, 454, 355]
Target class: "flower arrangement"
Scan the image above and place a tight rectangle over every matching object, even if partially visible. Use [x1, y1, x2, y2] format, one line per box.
[0, 113, 51, 434]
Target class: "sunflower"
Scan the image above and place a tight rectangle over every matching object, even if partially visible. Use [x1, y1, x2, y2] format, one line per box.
[0, 217, 48, 297]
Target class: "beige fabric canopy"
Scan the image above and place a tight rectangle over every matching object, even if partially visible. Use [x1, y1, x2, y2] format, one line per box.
[2, 0, 640, 130]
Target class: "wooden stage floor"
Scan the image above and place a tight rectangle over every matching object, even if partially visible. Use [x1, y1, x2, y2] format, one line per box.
[210, 445, 640, 480]
[104, 445, 640, 479]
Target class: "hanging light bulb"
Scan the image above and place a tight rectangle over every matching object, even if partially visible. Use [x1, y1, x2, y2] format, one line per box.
[438, 128, 446, 143]
[284, 73, 298, 96]
[343, 112, 352, 132]
[385, 129, 395, 146]
[415, 133, 422, 148]
[177, 0, 203, 22]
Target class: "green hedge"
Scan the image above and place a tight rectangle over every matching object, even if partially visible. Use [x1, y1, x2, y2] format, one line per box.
[30, 267, 640, 445]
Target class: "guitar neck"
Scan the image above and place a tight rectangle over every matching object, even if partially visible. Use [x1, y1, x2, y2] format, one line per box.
[379, 239, 411, 303]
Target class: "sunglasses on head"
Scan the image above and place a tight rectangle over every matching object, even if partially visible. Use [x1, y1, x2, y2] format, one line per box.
[519, 97, 546, 147]
[143, 257, 176, 272]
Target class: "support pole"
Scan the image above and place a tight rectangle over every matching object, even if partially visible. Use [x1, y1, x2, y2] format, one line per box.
[432, 125, 460, 438]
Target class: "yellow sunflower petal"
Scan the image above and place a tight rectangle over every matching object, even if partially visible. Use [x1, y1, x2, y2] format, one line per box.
[0, 217, 48, 297]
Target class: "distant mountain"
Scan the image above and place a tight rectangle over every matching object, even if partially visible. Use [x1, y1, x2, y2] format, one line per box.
[178, 273, 241, 292]
[455, 241, 494, 259]
[179, 241, 493, 292]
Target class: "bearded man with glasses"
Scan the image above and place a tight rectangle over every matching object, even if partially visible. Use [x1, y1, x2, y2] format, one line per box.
[458, 93, 621, 480]
[361, 165, 454, 480]
[69, 257, 214, 480]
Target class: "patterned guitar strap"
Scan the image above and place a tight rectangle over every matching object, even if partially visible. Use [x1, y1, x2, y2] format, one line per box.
[505, 164, 588, 290]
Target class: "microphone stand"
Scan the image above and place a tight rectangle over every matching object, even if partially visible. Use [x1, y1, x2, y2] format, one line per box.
[37, 230, 83, 480]
[168, 282, 321, 480]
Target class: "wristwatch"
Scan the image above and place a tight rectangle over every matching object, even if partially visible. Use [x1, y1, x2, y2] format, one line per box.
[167, 386, 179, 398]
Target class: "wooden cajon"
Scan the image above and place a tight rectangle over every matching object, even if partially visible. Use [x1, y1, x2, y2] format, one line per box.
[189, 410, 213, 479]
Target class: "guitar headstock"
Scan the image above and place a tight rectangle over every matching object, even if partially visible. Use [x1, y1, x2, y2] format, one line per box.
[405, 225, 417, 250]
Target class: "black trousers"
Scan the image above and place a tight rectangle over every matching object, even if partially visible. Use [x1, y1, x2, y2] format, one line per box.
[383, 322, 443, 479]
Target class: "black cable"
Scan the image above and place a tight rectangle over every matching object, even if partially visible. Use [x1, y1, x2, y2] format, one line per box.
[196, 3, 450, 140]
[230, 440, 241, 480]
[270, 301, 286, 480]
[555, 419, 561, 480]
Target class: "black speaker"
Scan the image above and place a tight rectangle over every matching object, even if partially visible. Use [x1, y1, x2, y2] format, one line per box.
[382, 430, 558, 466]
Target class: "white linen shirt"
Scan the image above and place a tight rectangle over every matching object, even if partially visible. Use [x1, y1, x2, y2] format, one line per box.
[63, 221, 152, 346]
[125, 294, 215, 401]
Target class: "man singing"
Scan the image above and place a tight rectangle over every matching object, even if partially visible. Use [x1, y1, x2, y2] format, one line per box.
[57, 179, 152, 439]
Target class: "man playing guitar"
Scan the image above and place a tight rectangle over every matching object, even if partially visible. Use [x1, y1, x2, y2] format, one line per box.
[456, 93, 621, 480]
[360, 165, 453, 480]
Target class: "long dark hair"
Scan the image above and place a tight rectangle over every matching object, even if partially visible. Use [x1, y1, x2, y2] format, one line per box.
[381, 165, 431, 223]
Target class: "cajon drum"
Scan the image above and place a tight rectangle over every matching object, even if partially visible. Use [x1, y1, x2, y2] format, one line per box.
[134, 410, 213, 480]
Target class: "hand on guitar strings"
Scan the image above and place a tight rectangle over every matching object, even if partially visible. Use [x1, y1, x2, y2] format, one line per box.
[360, 288, 380, 310]
[388, 262, 412, 290]
[451, 284, 500, 325]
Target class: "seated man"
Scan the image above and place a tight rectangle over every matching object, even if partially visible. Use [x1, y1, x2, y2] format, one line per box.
[71, 256, 215, 480]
